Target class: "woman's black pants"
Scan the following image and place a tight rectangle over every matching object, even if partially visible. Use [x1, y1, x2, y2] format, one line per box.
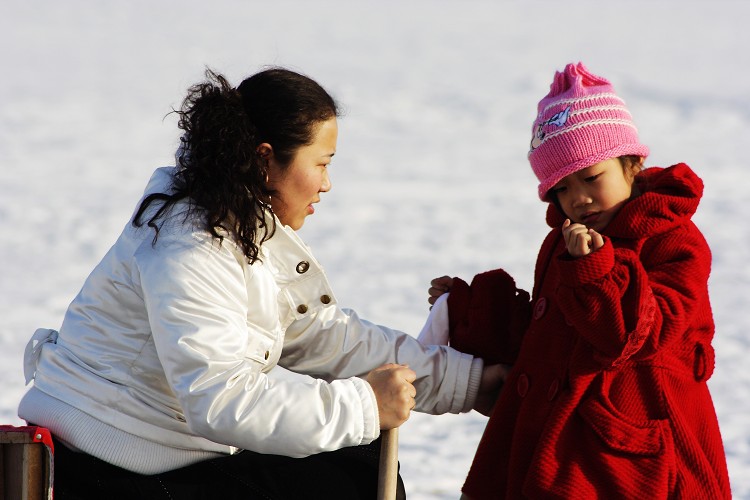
[52, 436, 406, 499]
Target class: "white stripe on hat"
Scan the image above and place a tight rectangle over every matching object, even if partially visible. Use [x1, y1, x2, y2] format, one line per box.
[570, 105, 632, 118]
[536, 118, 639, 146]
[539, 92, 626, 116]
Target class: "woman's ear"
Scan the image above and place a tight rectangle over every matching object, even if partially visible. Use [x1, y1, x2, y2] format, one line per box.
[257, 143, 274, 160]
[257, 143, 276, 185]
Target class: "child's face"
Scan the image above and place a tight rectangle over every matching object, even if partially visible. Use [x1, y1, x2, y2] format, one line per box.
[550, 158, 636, 232]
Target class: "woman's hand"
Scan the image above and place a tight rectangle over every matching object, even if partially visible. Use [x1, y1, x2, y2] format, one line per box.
[428, 275, 454, 306]
[474, 363, 510, 416]
[562, 219, 604, 257]
[366, 363, 417, 430]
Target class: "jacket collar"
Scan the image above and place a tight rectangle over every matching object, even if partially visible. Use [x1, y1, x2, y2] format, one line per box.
[259, 209, 324, 286]
[545, 163, 702, 239]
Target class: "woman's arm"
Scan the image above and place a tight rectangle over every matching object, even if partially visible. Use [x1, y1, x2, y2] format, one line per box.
[281, 304, 483, 416]
[136, 233, 380, 457]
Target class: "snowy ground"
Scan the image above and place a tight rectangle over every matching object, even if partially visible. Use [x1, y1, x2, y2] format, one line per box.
[2, 1, 749, 497]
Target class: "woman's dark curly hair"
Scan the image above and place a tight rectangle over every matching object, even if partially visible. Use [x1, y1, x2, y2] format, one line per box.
[133, 68, 339, 263]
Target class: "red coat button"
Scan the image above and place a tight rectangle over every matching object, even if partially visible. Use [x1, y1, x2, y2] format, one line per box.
[547, 379, 559, 401]
[533, 297, 547, 319]
[517, 374, 529, 397]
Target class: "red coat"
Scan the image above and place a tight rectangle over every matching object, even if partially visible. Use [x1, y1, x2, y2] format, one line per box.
[449, 164, 731, 499]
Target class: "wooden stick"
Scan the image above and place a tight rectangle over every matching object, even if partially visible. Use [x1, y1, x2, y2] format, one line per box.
[377, 427, 399, 500]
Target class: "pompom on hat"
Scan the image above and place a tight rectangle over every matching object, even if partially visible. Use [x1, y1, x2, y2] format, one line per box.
[528, 62, 649, 200]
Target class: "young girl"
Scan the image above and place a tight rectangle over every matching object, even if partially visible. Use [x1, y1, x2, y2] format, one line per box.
[427, 62, 731, 498]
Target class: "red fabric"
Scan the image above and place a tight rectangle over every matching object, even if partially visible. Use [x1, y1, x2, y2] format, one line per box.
[0, 425, 55, 498]
[455, 164, 731, 499]
[0, 424, 54, 452]
[447, 269, 530, 365]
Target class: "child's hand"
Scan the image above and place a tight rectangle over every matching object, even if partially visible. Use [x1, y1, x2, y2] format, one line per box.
[428, 276, 454, 306]
[562, 219, 604, 257]
[474, 363, 511, 416]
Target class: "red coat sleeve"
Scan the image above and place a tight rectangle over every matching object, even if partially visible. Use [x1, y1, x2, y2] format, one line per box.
[556, 223, 712, 367]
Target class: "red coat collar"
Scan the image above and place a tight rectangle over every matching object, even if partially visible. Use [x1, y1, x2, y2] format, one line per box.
[545, 163, 703, 239]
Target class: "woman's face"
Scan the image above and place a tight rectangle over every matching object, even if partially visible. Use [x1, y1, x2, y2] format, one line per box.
[266, 118, 338, 230]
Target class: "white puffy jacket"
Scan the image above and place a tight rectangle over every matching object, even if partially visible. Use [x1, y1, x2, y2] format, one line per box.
[20, 167, 482, 473]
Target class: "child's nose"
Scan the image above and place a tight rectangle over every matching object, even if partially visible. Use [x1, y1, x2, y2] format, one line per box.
[571, 186, 591, 206]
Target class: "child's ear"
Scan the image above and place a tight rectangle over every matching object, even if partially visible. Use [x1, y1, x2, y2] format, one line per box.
[626, 156, 644, 180]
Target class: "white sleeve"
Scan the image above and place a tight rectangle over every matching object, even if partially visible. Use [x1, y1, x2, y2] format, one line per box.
[417, 292, 451, 345]
[136, 234, 379, 457]
[281, 298, 482, 415]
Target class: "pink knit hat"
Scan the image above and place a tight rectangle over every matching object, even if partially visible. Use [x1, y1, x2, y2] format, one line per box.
[528, 62, 649, 200]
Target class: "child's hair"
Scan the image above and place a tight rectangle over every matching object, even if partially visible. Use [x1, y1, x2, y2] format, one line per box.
[620, 154, 644, 177]
[528, 62, 649, 201]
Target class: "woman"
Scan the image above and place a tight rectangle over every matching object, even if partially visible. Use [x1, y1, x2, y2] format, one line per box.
[19, 68, 504, 499]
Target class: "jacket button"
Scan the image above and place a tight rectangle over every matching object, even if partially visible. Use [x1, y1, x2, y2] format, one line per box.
[264, 350, 270, 360]
[320, 294, 331, 304]
[693, 343, 707, 381]
[296, 261, 310, 274]
[547, 379, 559, 401]
[297, 304, 308, 314]
[533, 297, 547, 319]
[517, 374, 529, 397]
